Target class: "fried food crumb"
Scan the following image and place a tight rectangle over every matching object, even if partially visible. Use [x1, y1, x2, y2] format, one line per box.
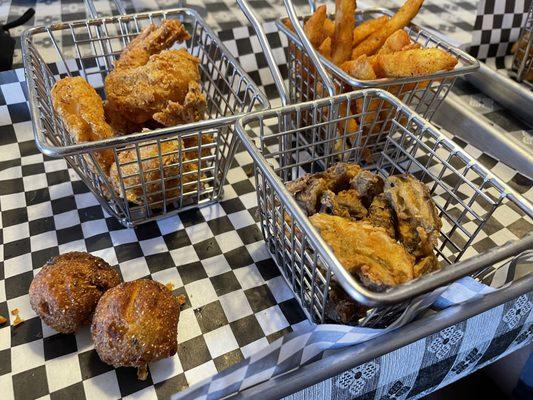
[137, 365, 148, 381]
[0, 315, 7, 325]
[176, 295, 186, 306]
[165, 282, 175, 291]
[10, 309, 24, 327]
[10, 308, 18, 316]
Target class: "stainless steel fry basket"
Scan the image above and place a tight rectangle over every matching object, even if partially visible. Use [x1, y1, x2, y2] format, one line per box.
[278, 1, 479, 121]
[512, 4, 533, 87]
[236, 89, 533, 326]
[22, 7, 269, 227]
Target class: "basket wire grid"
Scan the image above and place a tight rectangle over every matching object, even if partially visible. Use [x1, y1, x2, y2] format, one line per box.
[22, 7, 269, 227]
[512, 4, 533, 87]
[277, 5, 479, 158]
[236, 89, 533, 326]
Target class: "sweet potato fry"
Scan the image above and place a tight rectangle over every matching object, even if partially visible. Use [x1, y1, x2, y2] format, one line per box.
[324, 18, 335, 38]
[304, 5, 328, 47]
[352, 16, 389, 47]
[376, 48, 457, 77]
[352, 0, 424, 59]
[341, 55, 377, 80]
[377, 29, 412, 55]
[319, 37, 333, 60]
[332, 0, 356, 65]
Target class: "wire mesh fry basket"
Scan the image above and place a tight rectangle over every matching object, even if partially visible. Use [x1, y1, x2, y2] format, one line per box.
[277, 3, 479, 121]
[22, 7, 269, 228]
[512, 4, 533, 87]
[236, 89, 533, 326]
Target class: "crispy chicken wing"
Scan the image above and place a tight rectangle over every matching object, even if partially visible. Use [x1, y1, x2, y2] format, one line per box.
[319, 189, 368, 220]
[105, 49, 206, 127]
[108, 140, 204, 206]
[310, 213, 415, 289]
[51, 76, 115, 173]
[384, 174, 442, 258]
[366, 193, 396, 238]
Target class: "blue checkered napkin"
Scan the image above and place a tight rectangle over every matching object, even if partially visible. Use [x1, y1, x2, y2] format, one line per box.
[172, 277, 494, 400]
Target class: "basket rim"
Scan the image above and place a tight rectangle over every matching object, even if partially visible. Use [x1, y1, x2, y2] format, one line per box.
[21, 7, 270, 158]
[235, 88, 533, 307]
[277, 7, 480, 88]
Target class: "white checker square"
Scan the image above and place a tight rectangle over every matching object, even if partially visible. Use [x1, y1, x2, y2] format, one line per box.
[200, 203, 226, 221]
[234, 265, 264, 290]
[0, 143, 19, 161]
[228, 210, 255, 230]
[15, 121, 36, 142]
[83, 371, 121, 400]
[221, 184, 238, 200]
[7, 294, 37, 322]
[255, 305, 290, 336]
[45, 352, 83, 392]
[151, 267, 183, 289]
[43, 159, 67, 173]
[0, 281, 5, 302]
[22, 174, 47, 192]
[219, 290, 253, 323]
[48, 182, 74, 200]
[11, 340, 45, 374]
[149, 354, 183, 384]
[234, 150, 253, 166]
[490, 228, 518, 246]
[204, 325, 239, 358]
[1, 83, 25, 104]
[245, 242, 271, 262]
[226, 168, 249, 184]
[41, 319, 61, 338]
[185, 222, 213, 244]
[184, 360, 218, 386]
[53, 210, 80, 229]
[201, 254, 231, 277]
[3, 222, 29, 243]
[241, 337, 269, 358]
[90, 247, 118, 267]
[110, 228, 138, 245]
[75, 192, 99, 209]
[157, 215, 184, 235]
[0, 374, 14, 400]
[267, 276, 294, 303]
[4, 253, 33, 278]
[216, 230, 243, 253]
[170, 246, 200, 266]
[26, 201, 53, 221]
[58, 239, 87, 254]
[119, 257, 150, 281]
[75, 326, 94, 353]
[0, 325, 10, 351]
[0, 192, 26, 211]
[81, 220, 109, 238]
[30, 231, 58, 252]
[123, 386, 158, 400]
[239, 191, 258, 209]
[185, 278, 218, 309]
[177, 308, 202, 343]
[139, 236, 168, 256]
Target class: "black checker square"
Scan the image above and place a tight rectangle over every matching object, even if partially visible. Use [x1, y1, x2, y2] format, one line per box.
[220, 198, 246, 214]
[178, 261, 208, 285]
[29, 216, 56, 236]
[5, 270, 34, 300]
[50, 382, 86, 400]
[236, 224, 263, 245]
[4, 237, 31, 260]
[195, 300, 229, 334]
[12, 366, 49, 400]
[56, 224, 84, 245]
[210, 271, 242, 296]
[255, 258, 281, 281]
[177, 335, 211, 371]
[85, 232, 113, 252]
[230, 315, 265, 348]
[213, 349, 244, 372]
[224, 246, 254, 269]
[0, 348, 11, 375]
[78, 349, 114, 380]
[31, 247, 60, 270]
[10, 316, 44, 347]
[78, 205, 105, 222]
[145, 252, 176, 274]
[43, 333, 78, 360]
[155, 373, 189, 399]
[207, 216, 234, 236]
[116, 366, 154, 397]
[244, 284, 277, 313]
[193, 237, 222, 259]
[164, 229, 191, 250]
[114, 241, 144, 263]
[2, 207, 28, 227]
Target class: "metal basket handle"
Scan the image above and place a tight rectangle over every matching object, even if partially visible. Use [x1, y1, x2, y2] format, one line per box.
[237, 0, 289, 106]
[283, 0, 335, 97]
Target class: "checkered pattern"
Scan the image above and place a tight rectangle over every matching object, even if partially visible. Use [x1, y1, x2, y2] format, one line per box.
[1, 18, 532, 400]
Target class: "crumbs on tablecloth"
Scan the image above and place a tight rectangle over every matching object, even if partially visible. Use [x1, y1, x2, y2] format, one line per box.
[176, 295, 186, 306]
[137, 365, 148, 381]
[165, 282, 175, 291]
[10, 308, 24, 326]
[0, 315, 7, 325]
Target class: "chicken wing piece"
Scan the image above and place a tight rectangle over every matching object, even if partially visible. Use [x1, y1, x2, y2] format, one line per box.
[105, 49, 206, 126]
[350, 169, 384, 205]
[384, 174, 442, 258]
[310, 213, 415, 288]
[113, 20, 191, 70]
[51, 76, 115, 173]
[366, 193, 396, 238]
[108, 140, 204, 207]
[319, 189, 367, 220]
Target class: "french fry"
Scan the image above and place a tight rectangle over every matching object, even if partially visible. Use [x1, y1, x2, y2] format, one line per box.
[352, 0, 424, 59]
[335, 102, 359, 153]
[304, 5, 328, 47]
[341, 55, 377, 80]
[377, 29, 412, 55]
[352, 16, 389, 47]
[332, 0, 356, 65]
[324, 18, 335, 38]
[319, 37, 333, 60]
[283, 18, 295, 32]
[376, 48, 457, 77]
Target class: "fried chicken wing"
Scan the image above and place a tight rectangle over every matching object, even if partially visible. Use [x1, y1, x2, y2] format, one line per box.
[51, 76, 115, 173]
[384, 174, 442, 258]
[105, 49, 206, 127]
[109, 140, 204, 206]
[350, 169, 384, 205]
[319, 189, 368, 219]
[366, 193, 396, 238]
[310, 213, 415, 288]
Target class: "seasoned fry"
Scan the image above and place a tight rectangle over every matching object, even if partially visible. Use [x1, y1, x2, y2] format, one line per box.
[304, 5, 328, 47]
[376, 48, 457, 77]
[377, 29, 412, 55]
[318, 37, 333, 60]
[352, 0, 424, 58]
[352, 16, 389, 47]
[332, 0, 356, 65]
[324, 18, 335, 38]
[341, 55, 377, 80]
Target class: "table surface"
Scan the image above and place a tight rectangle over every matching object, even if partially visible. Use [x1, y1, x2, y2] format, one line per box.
[0, 1, 532, 400]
